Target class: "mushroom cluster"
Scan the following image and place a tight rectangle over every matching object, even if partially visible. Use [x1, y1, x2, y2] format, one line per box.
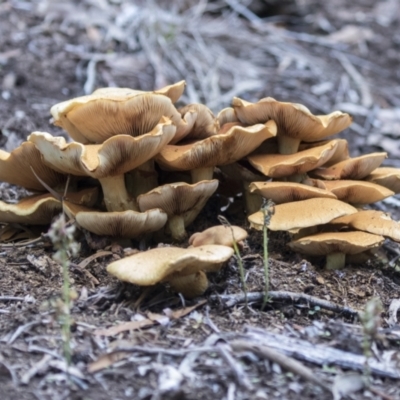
[1, 80, 400, 294]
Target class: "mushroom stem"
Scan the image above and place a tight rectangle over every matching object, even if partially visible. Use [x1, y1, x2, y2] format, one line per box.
[191, 167, 214, 183]
[325, 252, 346, 270]
[243, 182, 262, 214]
[126, 159, 159, 198]
[99, 175, 138, 212]
[278, 136, 301, 155]
[168, 214, 187, 241]
[167, 271, 209, 298]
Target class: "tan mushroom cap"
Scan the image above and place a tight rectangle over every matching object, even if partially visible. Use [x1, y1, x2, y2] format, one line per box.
[311, 152, 387, 180]
[0, 193, 61, 225]
[50, 81, 185, 143]
[299, 138, 349, 167]
[0, 142, 65, 191]
[106, 245, 234, 286]
[216, 107, 239, 126]
[247, 140, 339, 178]
[248, 198, 357, 231]
[232, 97, 352, 154]
[137, 180, 219, 240]
[167, 271, 209, 298]
[249, 181, 337, 204]
[330, 210, 400, 242]
[288, 231, 384, 269]
[63, 201, 168, 238]
[189, 225, 248, 247]
[322, 180, 394, 205]
[365, 167, 400, 193]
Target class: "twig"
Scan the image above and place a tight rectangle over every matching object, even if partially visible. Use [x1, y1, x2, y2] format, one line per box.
[211, 290, 359, 317]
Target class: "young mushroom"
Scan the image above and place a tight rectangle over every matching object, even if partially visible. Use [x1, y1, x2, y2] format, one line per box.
[189, 225, 248, 247]
[106, 245, 234, 298]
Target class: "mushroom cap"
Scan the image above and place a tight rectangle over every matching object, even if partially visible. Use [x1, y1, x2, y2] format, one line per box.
[28, 120, 176, 179]
[330, 210, 400, 242]
[216, 107, 239, 126]
[50, 81, 185, 143]
[322, 180, 394, 204]
[63, 202, 168, 238]
[311, 152, 387, 180]
[189, 225, 248, 247]
[249, 181, 337, 204]
[247, 140, 339, 178]
[167, 271, 209, 298]
[288, 231, 385, 256]
[0, 142, 65, 191]
[156, 121, 277, 171]
[248, 198, 357, 231]
[106, 245, 234, 286]
[232, 97, 352, 143]
[219, 161, 265, 183]
[0, 193, 61, 225]
[299, 139, 349, 167]
[137, 180, 218, 226]
[365, 167, 400, 193]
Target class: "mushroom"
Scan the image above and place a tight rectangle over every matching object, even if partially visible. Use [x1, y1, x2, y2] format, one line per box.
[299, 138, 350, 166]
[216, 107, 239, 126]
[50, 81, 187, 144]
[288, 231, 385, 269]
[0, 141, 66, 192]
[321, 180, 394, 206]
[249, 181, 337, 204]
[365, 167, 400, 193]
[106, 245, 234, 297]
[167, 271, 209, 299]
[311, 152, 387, 180]
[137, 180, 219, 241]
[28, 120, 176, 212]
[156, 121, 277, 182]
[247, 140, 340, 181]
[330, 210, 400, 242]
[248, 198, 357, 231]
[189, 225, 248, 247]
[232, 97, 352, 154]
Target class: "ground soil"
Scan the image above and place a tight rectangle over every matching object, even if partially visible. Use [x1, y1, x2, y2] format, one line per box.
[1, 1, 400, 399]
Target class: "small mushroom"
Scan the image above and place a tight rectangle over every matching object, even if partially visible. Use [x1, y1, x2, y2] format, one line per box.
[189, 225, 248, 247]
[137, 180, 219, 241]
[248, 198, 357, 231]
[106, 245, 234, 297]
[288, 231, 385, 269]
[365, 167, 400, 193]
[156, 121, 277, 182]
[232, 97, 352, 154]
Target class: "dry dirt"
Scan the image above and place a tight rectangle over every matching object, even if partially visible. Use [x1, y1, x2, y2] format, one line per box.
[1, 1, 400, 399]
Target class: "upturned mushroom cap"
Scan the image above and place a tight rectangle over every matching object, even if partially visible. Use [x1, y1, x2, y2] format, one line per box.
[137, 180, 219, 240]
[50, 81, 185, 143]
[189, 225, 248, 247]
[365, 167, 400, 193]
[232, 97, 352, 154]
[322, 180, 394, 205]
[299, 139, 350, 167]
[216, 107, 239, 126]
[156, 121, 277, 170]
[63, 201, 168, 238]
[106, 245, 234, 286]
[0, 142, 65, 191]
[311, 152, 387, 180]
[167, 271, 209, 298]
[330, 210, 400, 242]
[247, 140, 339, 179]
[249, 181, 337, 204]
[248, 198, 357, 231]
[288, 231, 384, 269]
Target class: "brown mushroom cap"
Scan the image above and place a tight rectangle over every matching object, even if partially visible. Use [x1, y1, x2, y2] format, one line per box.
[311, 152, 387, 180]
[106, 245, 234, 286]
[50, 81, 185, 144]
[365, 167, 400, 193]
[156, 121, 277, 182]
[0, 142, 65, 191]
[248, 198, 357, 231]
[249, 181, 337, 204]
[232, 97, 352, 154]
[189, 225, 248, 247]
[299, 138, 350, 166]
[322, 180, 394, 205]
[247, 140, 340, 179]
[288, 231, 384, 269]
[330, 210, 400, 242]
[216, 107, 239, 126]
[137, 180, 219, 240]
